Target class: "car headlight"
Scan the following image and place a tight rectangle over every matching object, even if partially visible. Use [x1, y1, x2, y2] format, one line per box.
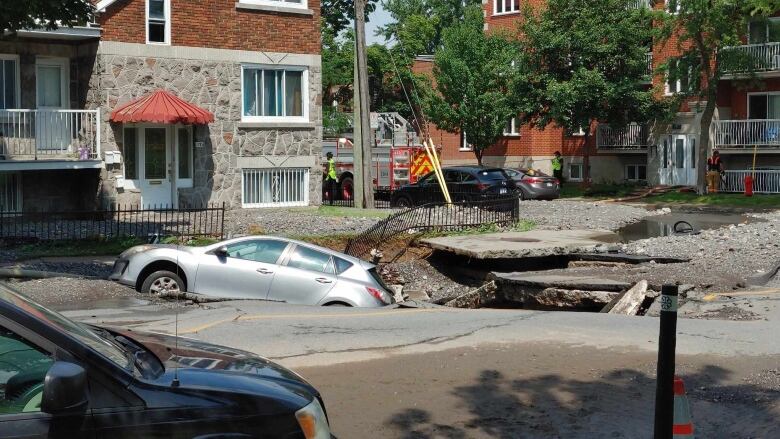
[295, 398, 331, 439]
[119, 245, 155, 259]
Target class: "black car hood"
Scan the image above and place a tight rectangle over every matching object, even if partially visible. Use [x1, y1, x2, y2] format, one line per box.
[112, 328, 317, 408]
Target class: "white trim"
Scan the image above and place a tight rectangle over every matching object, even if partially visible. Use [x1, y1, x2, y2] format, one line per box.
[0, 161, 103, 171]
[625, 164, 648, 181]
[0, 54, 21, 109]
[146, 0, 171, 46]
[35, 57, 69, 109]
[747, 91, 780, 119]
[568, 163, 584, 182]
[494, 0, 520, 16]
[175, 125, 194, 188]
[459, 130, 472, 151]
[238, 0, 307, 10]
[96, 0, 121, 11]
[240, 64, 309, 123]
[503, 117, 520, 136]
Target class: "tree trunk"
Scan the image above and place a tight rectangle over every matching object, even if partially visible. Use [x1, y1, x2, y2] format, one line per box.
[582, 125, 592, 186]
[698, 99, 716, 194]
[475, 148, 483, 166]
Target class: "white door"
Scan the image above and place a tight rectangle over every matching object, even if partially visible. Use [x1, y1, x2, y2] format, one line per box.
[659, 135, 697, 187]
[140, 127, 173, 208]
[35, 58, 70, 152]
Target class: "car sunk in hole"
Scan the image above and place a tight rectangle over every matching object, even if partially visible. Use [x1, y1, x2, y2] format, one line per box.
[110, 236, 394, 307]
[0, 284, 334, 438]
[504, 168, 560, 200]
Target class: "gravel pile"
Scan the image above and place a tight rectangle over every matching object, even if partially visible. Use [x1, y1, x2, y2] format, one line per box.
[224, 208, 384, 237]
[380, 260, 476, 302]
[518, 200, 660, 231]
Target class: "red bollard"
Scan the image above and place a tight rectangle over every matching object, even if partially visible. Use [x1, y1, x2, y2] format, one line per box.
[745, 175, 753, 197]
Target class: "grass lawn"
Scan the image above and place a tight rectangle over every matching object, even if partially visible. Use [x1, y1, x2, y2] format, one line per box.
[560, 183, 645, 199]
[290, 205, 393, 219]
[11, 236, 145, 260]
[642, 192, 780, 208]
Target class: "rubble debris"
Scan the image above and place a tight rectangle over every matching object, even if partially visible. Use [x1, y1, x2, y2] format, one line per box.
[567, 261, 629, 269]
[604, 280, 649, 315]
[535, 288, 619, 308]
[444, 281, 498, 309]
[157, 291, 233, 304]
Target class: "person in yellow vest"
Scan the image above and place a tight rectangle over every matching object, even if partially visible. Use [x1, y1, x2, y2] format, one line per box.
[324, 152, 338, 205]
[551, 151, 563, 183]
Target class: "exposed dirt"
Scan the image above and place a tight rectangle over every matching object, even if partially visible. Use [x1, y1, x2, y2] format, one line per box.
[300, 342, 780, 439]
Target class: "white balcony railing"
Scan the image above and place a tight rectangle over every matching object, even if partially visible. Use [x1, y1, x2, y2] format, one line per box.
[597, 123, 650, 149]
[0, 109, 101, 160]
[722, 170, 780, 194]
[722, 42, 780, 73]
[629, 0, 652, 9]
[714, 119, 780, 148]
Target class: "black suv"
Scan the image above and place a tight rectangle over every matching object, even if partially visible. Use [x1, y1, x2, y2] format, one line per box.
[391, 166, 516, 207]
[0, 285, 333, 438]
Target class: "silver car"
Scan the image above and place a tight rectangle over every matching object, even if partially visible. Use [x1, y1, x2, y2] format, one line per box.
[109, 236, 394, 307]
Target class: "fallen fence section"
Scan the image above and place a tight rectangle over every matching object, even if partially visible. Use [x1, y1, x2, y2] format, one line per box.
[344, 195, 520, 259]
[0, 203, 225, 242]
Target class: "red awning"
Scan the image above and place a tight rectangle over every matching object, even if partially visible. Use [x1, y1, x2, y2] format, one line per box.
[110, 90, 215, 125]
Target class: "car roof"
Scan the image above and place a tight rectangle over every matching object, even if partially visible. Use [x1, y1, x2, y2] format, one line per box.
[443, 166, 505, 172]
[218, 236, 372, 267]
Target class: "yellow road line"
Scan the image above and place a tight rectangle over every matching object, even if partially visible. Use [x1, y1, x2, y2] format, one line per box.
[181, 308, 449, 334]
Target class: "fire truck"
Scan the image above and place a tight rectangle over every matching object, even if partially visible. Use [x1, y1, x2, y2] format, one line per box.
[322, 112, 436, 200]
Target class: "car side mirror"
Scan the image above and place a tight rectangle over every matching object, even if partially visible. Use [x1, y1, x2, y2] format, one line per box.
[215, 246, 228, 257]
[41, 361, 88, 415]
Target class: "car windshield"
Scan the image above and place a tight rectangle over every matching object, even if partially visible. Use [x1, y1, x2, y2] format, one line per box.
[0, 286, 132, 371]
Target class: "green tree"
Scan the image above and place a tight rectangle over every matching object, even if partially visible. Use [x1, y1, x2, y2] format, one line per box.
[515, 0, 664, 184]
[322, 0, 378, 35]
[425, 7, 518, 165]
[657, 0, 780, 193]
[1, 0, 94, 32]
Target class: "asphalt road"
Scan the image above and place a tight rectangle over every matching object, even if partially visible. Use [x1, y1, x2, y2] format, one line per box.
[64, 297, 780, 438]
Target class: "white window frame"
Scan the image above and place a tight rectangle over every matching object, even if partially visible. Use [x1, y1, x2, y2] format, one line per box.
[0, 54, 21, 109]
[748, 17, 780, 44]
[746, 91, 780, 119]
[240, 0, 308, 9]
[241, 65, 309, 123]
[459, 130, 472, 151]
[146, 0, 171, 46]
[625, 164, 647, 181]
[503, 117, 520, 136]
[665, 59, 690, 96]
[494, 0, 521, 16]
[242, 168, 311, 208]
[35, 57, 69, 110]
[175, 125, 194, 188]
[568, 163, 584, 182]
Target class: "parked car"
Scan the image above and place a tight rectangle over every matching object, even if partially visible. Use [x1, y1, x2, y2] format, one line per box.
[0, 284, 334, 438]
[110, 236, 394, 307]
[504, 168, 560, 200]
[390, 166, 516, 207]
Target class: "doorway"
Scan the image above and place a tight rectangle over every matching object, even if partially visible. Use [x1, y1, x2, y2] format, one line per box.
[139, 127, 172, 208]
[35, 57, 69, 152]
[659, 135, 697, 187]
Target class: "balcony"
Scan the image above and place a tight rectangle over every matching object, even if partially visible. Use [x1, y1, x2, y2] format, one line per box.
[722, 170, 780, 194]
[597, 123, 650, 151]
[0, 110, 101, 169]
[722, 42, 780, 74]
[714, 119, 780, 148]
[629, 0, 652, 9]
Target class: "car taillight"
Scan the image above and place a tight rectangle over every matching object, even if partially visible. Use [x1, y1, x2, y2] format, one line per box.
[525, 177, 545, 184]
[366, 286, 389, 304]
[476, 183, 488, 190]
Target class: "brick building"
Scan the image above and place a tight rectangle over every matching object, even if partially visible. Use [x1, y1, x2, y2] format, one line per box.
[0, 0, 323, 212]
[417, 0, 780, 192]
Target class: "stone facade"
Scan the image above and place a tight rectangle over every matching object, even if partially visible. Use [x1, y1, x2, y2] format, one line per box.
[89, 42, 323, 208]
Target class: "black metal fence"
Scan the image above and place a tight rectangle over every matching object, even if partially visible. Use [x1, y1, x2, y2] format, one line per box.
[322, 187, 394, 209]
[0, 203, 225, 242]
[344, 195, 520, 258]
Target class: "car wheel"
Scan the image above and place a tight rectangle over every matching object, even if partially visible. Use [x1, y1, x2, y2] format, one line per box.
[141, 270, 185, 296]
[395, 196, 413, 209]
[518, 189, 527, 201]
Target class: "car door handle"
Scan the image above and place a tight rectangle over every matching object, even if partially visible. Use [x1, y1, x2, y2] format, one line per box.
[315, 278, 333, 284]
[256, 268, 274, 275]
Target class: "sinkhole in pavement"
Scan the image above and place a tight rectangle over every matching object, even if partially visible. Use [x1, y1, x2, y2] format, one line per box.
[615, 210, 764, 242]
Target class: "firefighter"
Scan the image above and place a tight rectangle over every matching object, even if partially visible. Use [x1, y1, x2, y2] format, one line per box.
[706, 150, 724, 193]
[324, 152, 338, 205]
[552, 151, 563, 183]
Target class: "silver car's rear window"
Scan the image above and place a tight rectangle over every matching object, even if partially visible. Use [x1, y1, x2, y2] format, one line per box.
[334, 257, 353, 275]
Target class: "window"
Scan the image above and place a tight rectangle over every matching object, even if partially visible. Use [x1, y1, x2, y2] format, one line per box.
[240, 0, 307, 9]
[0, 55, 19, 109]
[287, 246, 334, 274]
[334, 257, 353, 275]
[666, 0, 680, 13]
[495, 0, 520, 15]
[242, 168, 310, 207]
[0, 326, 54, 414]
[690, 138, 696, 169]
[459, 130, 472, 151]
[503, 117, 520, 136]
[626, 164, 647, 181]
[147, 0, 169, 45]
[225, 239, 289, 264]
[242, 66, 307, 121]
[748, 93, 780, 119]
[662, 137, 669, 168]
[666, 59, 690, 95]
[569, 163, 583, 181]
[0, 172, 21, 213]
[123, 128, 138, 180]
[748, 18, 780, 44]
[177, 127, 192, 179]
[675, 138, 685, 168]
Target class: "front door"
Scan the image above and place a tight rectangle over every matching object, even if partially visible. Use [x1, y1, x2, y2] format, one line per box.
[35, 57, 69, 153]
[140, 127, 173, 208]
[659, 135, 697, 187]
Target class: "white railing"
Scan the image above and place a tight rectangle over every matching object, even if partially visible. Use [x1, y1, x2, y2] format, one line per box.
[714, 119, 780, 148]
[721, 170, 780, 194]
[597, 123, 650, 149]
[722, 42, 780, 73]
[242, 168, 310, 208]
[629, 0, 651, 9]
[0, 109, 100, 160]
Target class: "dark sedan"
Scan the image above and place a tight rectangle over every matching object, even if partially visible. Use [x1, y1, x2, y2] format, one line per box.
[391, 166, 516, 207]
[0, 284, 333, 438]
[504, 168, 560, 200]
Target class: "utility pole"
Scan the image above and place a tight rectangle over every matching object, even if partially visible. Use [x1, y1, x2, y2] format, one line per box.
[353, 0, 374, 209]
